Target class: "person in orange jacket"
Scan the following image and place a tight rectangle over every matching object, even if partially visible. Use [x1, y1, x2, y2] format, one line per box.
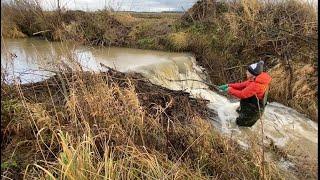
[218, 60, 272, 127]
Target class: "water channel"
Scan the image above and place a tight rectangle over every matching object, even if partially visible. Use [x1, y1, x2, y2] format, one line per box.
[1, 38, 318, 178]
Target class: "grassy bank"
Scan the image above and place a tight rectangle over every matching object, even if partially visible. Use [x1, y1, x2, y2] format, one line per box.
[1, 0, 317, 121]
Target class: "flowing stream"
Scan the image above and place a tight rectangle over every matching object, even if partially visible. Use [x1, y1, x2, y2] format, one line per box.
[1, 38, 318, 178]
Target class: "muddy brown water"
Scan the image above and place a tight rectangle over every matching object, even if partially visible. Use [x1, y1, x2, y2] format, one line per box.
[1, 38, 318, 178]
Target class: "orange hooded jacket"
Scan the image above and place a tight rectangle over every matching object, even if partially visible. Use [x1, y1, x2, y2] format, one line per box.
[227, 72, 272, 100]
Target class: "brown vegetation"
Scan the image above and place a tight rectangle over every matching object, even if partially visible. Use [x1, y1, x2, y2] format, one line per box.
[1, 66, 281, 179]
[269, 63, 318, 121]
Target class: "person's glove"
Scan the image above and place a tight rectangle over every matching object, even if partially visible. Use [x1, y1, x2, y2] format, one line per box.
[218, 84, 228, 92]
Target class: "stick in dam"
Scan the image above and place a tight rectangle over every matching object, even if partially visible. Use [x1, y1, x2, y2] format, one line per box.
[165, 78, 221, 91]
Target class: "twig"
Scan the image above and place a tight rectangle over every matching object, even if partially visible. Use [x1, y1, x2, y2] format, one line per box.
[164, 78, 220, 90]
[32, 30, 51, 35]
[278, 28, 317, 44]
[256, 95, 265, 179]
[224, 65, 247, 71]
[100, 62, 114, 71]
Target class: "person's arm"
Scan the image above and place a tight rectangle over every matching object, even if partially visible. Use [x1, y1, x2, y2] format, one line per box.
[228, 80, 249, 90]
[228, 83, 257, 99]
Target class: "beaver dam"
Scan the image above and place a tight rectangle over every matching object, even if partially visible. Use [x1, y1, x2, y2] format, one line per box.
[1, 38, 317, 179]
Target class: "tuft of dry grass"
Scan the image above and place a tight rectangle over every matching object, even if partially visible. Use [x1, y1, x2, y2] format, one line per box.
[269, 62, 318, 121]
[166, 32, 189, 51]
[1, 22, 26, 38]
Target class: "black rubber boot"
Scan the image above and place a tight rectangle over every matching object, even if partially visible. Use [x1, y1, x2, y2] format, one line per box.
[236, 113, 259, 127]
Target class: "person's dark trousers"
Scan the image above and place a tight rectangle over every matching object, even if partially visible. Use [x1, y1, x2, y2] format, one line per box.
[236, 101, 264, 127]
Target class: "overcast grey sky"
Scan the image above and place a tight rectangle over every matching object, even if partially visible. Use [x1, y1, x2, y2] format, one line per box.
[3, 0, 317, 12]
[39, 0, 198, 12]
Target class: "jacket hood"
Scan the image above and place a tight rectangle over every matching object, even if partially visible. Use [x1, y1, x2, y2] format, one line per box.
[255, 72, 271, 85]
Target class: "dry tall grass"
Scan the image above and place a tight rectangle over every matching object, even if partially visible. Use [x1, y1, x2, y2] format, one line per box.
[1, 54, 283, 179]
[269, 62, 318, 120]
